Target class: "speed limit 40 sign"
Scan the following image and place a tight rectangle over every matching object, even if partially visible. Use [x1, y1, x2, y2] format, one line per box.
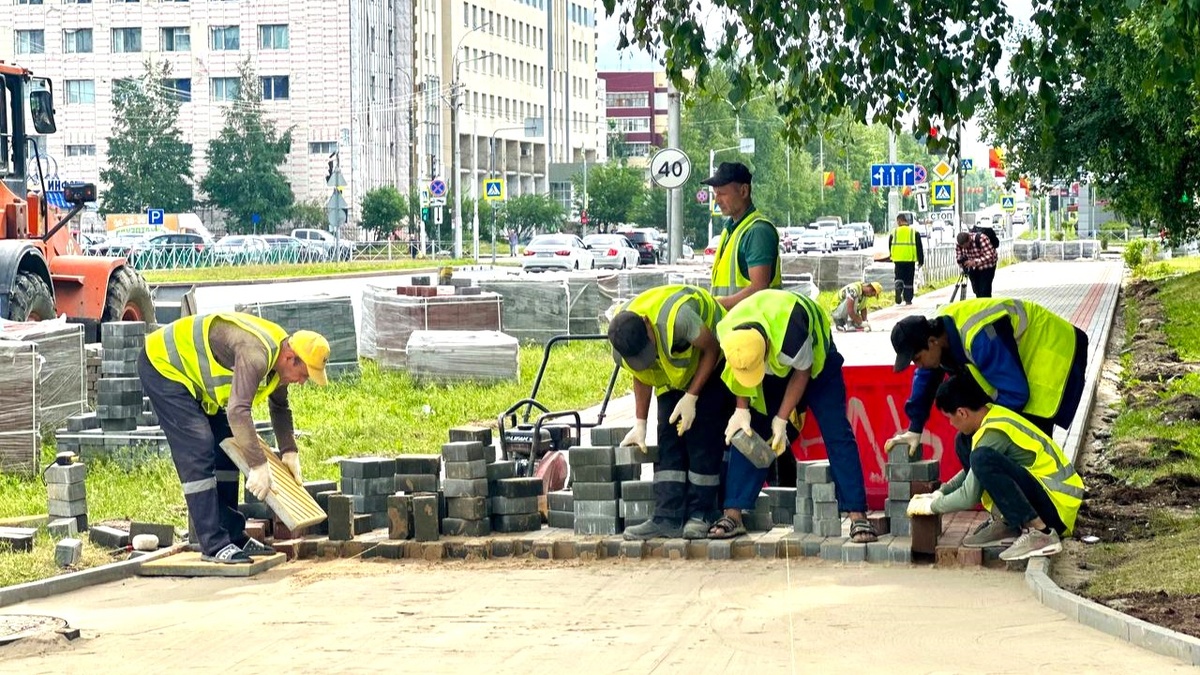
[650, 148, 692, 189]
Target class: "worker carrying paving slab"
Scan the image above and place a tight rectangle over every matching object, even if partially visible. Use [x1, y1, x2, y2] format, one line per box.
[831, 281, 884, 332]
[609, 285, 734, 541]
[715, 289, 878, 543]
[139, 312, 329, 564]
[907, 375, 1085, 561]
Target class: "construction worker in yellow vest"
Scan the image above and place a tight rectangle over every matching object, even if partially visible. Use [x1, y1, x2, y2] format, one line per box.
[831, 281, 884, 331]
[888, 214, 924, 305]
[609, 285, 733, 540]
[704, 161, 782, 309]
[886, 298, 1088, 460]
[141, 313, 329, 564]
[907, 376, 1084, 561]
[714, 289, 877, 543]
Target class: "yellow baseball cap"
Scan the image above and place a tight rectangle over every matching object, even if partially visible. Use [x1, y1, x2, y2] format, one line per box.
[869, 282, 883, 296]
[289, 330, 330, 386]
[723, 328, 767, 388]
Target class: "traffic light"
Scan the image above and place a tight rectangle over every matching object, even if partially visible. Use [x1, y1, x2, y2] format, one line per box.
[421, 206, 430, 220]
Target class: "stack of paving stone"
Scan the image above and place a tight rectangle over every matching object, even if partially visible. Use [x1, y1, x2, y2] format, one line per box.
[340, 457, 397, 532]
[570, 446, 640, 535]
[235, 296, 359, 380]
[490, 477, 543, 533]
[0, 341, 41, 475]
[0, 319, 87, 432]
[547, 490, 574, 529]
[395, 453, 442, 493]
[884, 445, 941, 541]
[97, 322, 146, 432]
[618, 480, 654, 528]
[440, 441, 491, 536]
[46, 461, 88, 531]
[85, 344, 102, 408]
[406, 330, 519, 384]
[745, 492, 775, 532]
[765, 487, 798, 527]
[795, 461, 842, 536]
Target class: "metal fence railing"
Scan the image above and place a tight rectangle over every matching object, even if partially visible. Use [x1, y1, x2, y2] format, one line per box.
[88, 238, 468, 271]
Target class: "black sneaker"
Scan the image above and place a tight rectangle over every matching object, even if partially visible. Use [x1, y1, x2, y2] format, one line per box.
[201, 543, 252, 564]
[240, 537, 276, 557]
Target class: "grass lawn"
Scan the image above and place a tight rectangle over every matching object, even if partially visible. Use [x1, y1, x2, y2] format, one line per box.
[140, 258, 476, 284]
[0, 531, 115, 589]
[0, 341, 628, 586]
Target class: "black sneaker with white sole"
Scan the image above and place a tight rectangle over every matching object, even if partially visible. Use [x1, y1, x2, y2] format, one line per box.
[239, 537, 276, 557]
[201, 543, 252, 564]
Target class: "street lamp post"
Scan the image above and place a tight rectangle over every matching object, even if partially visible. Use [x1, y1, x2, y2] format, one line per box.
[489, 124, 528, 264]
[451, 22, 491, 260]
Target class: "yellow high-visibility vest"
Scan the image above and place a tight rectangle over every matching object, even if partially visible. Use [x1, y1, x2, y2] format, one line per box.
[710, 210, 782, 297]
[891, 225, 917, 262]
[618, 285, 724, 394]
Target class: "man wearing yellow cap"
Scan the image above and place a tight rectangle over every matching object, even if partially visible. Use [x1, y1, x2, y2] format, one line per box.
[140, 313, 329, 564]
[831, 281, 884, 332]
[714, 289, 876, 542]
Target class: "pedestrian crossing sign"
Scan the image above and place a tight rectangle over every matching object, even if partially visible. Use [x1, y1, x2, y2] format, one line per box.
[931, 181, 955, 206]
[709, 188, 723, 216]
[484, 178, 506, 201]
[1001, 195, 1016, 212]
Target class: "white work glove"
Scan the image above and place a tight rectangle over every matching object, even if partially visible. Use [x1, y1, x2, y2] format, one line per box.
[769, 416, 789, 456]
[724, 408, 753, 446]
[906, 493, 937, 517]
[281, 451, 303, 483]
[621, 420, 648, 451]
[246, 464, 273, 501]
[668, 393, 699, 435]
[884, 430, 922, 456]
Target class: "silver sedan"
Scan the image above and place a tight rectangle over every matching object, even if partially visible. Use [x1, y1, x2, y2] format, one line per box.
[583, 234, 641, 269]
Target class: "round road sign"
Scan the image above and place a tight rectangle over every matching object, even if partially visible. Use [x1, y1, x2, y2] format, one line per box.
[696, 189, 709, 203]
[650, 148, 692, 189]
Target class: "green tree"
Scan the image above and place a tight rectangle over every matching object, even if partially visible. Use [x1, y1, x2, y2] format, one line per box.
[360, 186, 408, 239]
[99, 58, 195, 216]
[629, 187, 666, 231]
[288, 199, 326, 229]
[573, 163, 645, 232]
[201, 58, 295, 234]
[507, 194, 563, 234]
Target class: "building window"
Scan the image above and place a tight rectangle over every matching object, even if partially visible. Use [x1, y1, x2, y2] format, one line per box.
[210, 77, 239, 102]
[606, 92, 649, 108]
[261, 75, 289, 100]
[17, 0, 45, 4]
[64, 79, 95, 104]
[63, 29, 93, 54]
[624, 143, 651, 158]
[609, 117, 651, 133]
[211, 26, 240, 51]
[15, 30, 44, 55]
[259, 24, 289, 50]
[66, 144, 97, 157]
[112, 28, 142, 53]
[309, 141, 337, 154]
[161, 78, 192, 103]
[162, 27, 190, 52]
[388, 29, 393, 55]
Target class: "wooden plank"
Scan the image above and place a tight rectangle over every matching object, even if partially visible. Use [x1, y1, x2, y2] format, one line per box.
[138, 551, 286, 577]
[219, 439, 327, 530]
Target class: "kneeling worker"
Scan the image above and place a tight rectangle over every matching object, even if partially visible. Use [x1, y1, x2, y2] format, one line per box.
[716, 289, 876, 542]
[907, 376, 1084, 561]
[141, 313, 329, 564]
[831, 281, 884, 332]
[609, 285, 732, 540]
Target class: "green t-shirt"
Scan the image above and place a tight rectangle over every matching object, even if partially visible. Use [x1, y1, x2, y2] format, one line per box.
[724, 205, 780, 278]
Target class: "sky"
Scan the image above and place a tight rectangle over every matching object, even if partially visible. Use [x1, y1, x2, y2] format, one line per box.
[592, 1, 1037, 170]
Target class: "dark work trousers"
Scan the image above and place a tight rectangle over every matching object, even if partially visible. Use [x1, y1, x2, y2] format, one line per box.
[954, 440, 1066, 535]
[723, 348, 868, 513]
[138, 350, 247, 555]
[653, 372, 734, 524]
[967, 267, 996, 298]
[894, 261, 916, 304]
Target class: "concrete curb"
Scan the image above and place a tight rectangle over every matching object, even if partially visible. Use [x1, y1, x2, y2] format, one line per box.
[1025, 557, 1200, 665]
[1062, 271, 1123, 465]
[147, 264, 453, 289]
[0, 544, 185, 609]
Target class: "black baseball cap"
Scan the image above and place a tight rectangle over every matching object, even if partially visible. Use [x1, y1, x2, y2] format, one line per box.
[701, 161, 753, 187]
[891, 315, 935, 372]
[608, 311, 656, 371]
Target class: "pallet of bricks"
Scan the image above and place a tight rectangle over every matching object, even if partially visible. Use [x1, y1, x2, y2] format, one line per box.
[359, 283, 502, 368]
[234, 296, 360, 380]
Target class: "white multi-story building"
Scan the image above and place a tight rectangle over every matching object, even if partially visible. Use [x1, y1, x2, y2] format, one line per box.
[5, 0, 412, 225]
[414, 0, 604, 203]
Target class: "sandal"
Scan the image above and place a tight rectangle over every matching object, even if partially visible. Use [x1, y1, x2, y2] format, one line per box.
[850, 518, 878, 544]
[708, 515, 747, 540]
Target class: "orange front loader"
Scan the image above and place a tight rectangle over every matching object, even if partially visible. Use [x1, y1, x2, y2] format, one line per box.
[0, 63, 153, 337]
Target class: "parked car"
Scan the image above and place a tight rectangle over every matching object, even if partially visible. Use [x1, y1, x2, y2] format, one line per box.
[615, 230, 661, 265]
[521, 234, 596, 272]
[87, 231, 149, 257]
[795, 230, 832, 254]
[703, 235, 722, 263]
[212, 235, 271, 265]
[263, 235, 326, 263]
[583, 234, 640, 269]
[831, 228, 859, 251]
[780, 227, 807, 253]
[127, 232, 214, 269]
[849, 222, 874, 249]
[291, 228, 354, 261]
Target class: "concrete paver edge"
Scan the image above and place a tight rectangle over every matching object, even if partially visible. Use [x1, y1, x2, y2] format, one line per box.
[0, 544, 186, 609]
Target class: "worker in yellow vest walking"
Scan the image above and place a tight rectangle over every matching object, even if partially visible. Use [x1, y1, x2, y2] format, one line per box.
[907, 376, 1084, 561]
[704, 161, 782, 310]
[888, 214, 924, 305]
[141, 313, 329, 564]
[609, 285, 733, 540]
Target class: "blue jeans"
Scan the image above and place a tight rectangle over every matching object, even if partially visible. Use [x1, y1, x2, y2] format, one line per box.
[722, 349, 868, 513]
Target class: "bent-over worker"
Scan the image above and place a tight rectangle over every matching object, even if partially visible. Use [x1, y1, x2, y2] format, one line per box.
[831, 281, 884, 332]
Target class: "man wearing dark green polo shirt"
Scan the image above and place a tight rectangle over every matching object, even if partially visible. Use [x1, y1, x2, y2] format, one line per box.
[703, 162, 782, 310]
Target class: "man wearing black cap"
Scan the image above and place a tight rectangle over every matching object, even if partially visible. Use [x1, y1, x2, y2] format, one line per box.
[884, 298, 1088, 457]
[702, 161, 782, 310]
[608, 285, 733, 540]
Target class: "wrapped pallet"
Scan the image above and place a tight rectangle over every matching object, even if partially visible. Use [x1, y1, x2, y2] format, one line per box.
[406, 330, 519, 384]
[236, 295, 360, 380]
[0, 340, 39, 476]
[0, 319, 86, 432]
[360, 285, 503, 368]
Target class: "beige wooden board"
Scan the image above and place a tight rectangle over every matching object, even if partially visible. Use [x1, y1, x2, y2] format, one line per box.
[219, 439, 327, 530]
[138, 551, 286, 577]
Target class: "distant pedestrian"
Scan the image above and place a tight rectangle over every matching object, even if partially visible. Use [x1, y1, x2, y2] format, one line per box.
[956, 230, 998, 298]
[508, 228, 518, 256]
[888, 214, 924, 305]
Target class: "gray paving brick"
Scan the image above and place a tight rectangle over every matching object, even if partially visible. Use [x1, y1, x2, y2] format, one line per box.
[795, 497, 814, 515]
[888, 537, 913, 563]
[866, 535, 895, 563]
[448, 427, 492, 447]
[412, 494, 440, 542]
[772, 505, 796, 526]
[571, 465, 618, 482]
[891, 517, 912, 537]
[46, 481, 86, 502]
[663, 539, 689, 560]
[589, 426, 630, 447]
[620, 540, 644, 559]
[803, 461, 832, 484]
[574, 515, 620, 536]
[394, 454, 442, 475]
[755, 533, 781, 558]
[811, 483, 837, 503]
[486, 461, 519, 481]
[446, 496, 488, 520]
[794, 481, 811, 499]
[491, 513, 541, 533]
[353, 513, 374, 535]
[441, 517, 491, 537]
[340, 457, 381, 479]
[567, 446, 616, 467]
[572, 481, 619, 501]
[351, 494, 388, 513]
[887, 482, 912, 500]
[886, 460, 940, 482]
[764, 487, 797, 505]
[0, 527, 34, 553]
[602, 537, 624, 558]
[442, 478, 489, 498]
[618, 499, 654, 520]
[548, 510, 574, 529]
[547, 490, 573, 512]
[367, 511, 391, 531]
[615, 444, 659, 465]
[707, 539, 733, 560]
[491, 495, 539, 515]
[445, 459, 488, 480]
[47, 517, 78, 539]
[887, 446, 914, 464]
[801, 534, 826, 557]
[813, 501, 839, 520]
[48, 498, 87, 517]
[441, 441, 488, 463]
[493, 477, 542, 498]
[89, 525, 129, 549]
[745, 509, 773, 532]
[55, 538, 82, 567]
[813, 518, 842, 537]
[130, 522, 174, 547]
[792, 514, 813, 533]
[387, 495, 412, 539]
[841, 540, 867, 563]
[44, 463, 86, 484]
[820, 537, 847, 561]
[328, 495, 354, 541]
[619, 480, 654, 501]
[575, 500, 619, 517]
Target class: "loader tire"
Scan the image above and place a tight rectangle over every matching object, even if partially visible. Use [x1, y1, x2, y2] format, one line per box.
[103, 265, 156, 327]
[6, 270, 56, 322]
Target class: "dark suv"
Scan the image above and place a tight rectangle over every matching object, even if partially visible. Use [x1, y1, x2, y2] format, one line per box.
[127, 233, 212, 269]
[616, 230, 661, 265]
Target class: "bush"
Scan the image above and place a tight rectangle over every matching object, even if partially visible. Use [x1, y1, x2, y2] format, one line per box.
[1124, 238, 1162, 271]
[1100, 233, 1110, 251]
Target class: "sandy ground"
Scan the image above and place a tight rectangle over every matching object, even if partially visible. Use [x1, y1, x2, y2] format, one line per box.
[0, 558, 1189, 673]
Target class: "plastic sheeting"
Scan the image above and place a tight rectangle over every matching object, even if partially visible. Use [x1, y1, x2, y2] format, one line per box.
[0, 319, 86, 433]
[359, 285, 503, 368]
[406, 330, 519, 384]
[0, 340, 39, 476]
[236, 295, 360, 380]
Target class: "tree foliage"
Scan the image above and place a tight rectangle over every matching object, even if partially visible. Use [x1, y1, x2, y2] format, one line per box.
[99, 58, 195, 216]
[572, 163, 646, 231]
[506, 194, 564, 234]
[288, 199, 327, 229]
[360, 186, 408, 238]
[201, 58, 295, 234]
